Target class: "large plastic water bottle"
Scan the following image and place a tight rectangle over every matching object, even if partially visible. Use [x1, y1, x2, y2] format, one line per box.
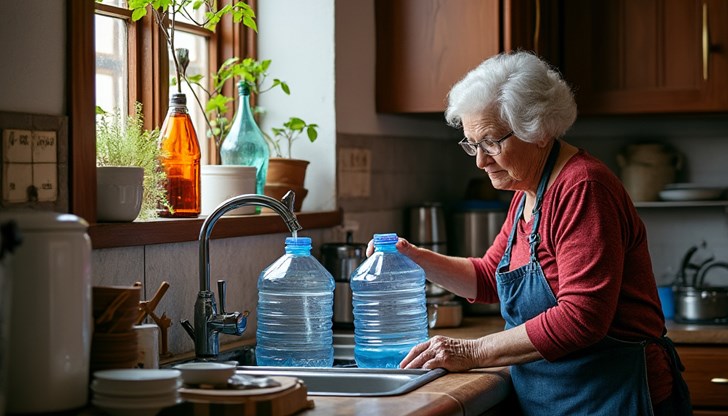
[256, 236, 335, 367]
[351, 233, 428, 368]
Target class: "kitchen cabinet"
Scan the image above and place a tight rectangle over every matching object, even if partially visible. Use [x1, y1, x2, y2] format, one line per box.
[675, 345, 728, 414]
[563, 0, 728, 115]
[375, 0, 560, 113]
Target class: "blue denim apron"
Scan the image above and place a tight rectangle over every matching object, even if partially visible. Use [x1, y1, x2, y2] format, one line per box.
[495, 141, 691, 415]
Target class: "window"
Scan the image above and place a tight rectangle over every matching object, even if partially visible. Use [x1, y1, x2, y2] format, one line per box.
[69, 1, 340, 247]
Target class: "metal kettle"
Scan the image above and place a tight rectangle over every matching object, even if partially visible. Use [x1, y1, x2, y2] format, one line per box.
[320, 232, 366, 327]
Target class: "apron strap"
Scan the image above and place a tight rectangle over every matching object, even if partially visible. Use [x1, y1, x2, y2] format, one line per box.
[529, 140, 561, 262]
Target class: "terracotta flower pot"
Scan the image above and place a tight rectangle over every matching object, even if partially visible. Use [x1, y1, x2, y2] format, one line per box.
[265, 158, 309, 188]
[264, 158, 310, 210]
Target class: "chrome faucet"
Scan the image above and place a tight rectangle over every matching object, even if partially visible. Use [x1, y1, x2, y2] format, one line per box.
[181, 191, 303, 359]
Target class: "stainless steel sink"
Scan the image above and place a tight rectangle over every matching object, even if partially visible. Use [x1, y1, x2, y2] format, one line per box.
[236, 366, 447, 397]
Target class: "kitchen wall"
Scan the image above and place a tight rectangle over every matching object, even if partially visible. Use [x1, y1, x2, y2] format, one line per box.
[3, 1, 728, 358]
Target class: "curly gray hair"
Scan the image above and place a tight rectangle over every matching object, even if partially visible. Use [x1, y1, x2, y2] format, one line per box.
[445, 51, 577, 146]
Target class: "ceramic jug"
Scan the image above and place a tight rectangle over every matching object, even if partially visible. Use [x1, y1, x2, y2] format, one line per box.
[617, 143, 683, 202]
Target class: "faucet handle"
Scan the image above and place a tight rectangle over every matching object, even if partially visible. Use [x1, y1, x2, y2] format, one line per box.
[217, 280, 227, 314]
[282, 190, 296, 212]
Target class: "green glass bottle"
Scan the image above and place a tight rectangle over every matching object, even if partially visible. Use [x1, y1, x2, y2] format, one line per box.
[220, 81, 269, 195]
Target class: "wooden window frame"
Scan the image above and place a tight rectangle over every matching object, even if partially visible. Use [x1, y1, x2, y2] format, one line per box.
[68, 0, 340, 249]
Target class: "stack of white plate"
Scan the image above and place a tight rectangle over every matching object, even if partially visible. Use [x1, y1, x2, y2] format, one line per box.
[91, 369, 182, 416]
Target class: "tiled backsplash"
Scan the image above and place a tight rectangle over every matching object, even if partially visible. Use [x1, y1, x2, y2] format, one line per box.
[92, 229, 336, 356]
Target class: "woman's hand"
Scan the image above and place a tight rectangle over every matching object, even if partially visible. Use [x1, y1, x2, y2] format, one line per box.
[365, 236, 418, 257]
[399, 335, 483, 371]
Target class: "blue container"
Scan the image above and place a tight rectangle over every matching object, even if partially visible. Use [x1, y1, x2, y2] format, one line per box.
[657, 286, 675, 320]
[256, 237, 335, 367]
[351, 233, 428, 368]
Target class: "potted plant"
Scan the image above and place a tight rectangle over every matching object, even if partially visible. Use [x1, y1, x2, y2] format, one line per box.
[96, 103, 170, 221]
[263, 117, 318, 211]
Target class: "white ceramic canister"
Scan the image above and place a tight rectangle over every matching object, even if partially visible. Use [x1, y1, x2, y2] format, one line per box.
[0, 210, 92, 414]
[200, 165, 257, 216]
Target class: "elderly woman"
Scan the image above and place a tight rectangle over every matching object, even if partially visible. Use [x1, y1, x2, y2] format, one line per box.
[386, 52, 691, 415]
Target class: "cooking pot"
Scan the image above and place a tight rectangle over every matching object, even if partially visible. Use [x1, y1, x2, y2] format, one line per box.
[674, 260, 728, 324]
[450, 200, 506, 316]
[407, 202, 447, 254]
[320, 234, 366, 327]
[449, 200, 506, 258]
[673, 286, 728, 324]
[407, 203, 456, 302]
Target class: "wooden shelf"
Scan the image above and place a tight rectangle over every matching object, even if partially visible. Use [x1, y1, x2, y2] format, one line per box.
[89, 209, 343, 249]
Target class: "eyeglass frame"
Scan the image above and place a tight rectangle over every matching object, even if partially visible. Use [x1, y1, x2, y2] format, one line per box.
[458, 130, 514, 156]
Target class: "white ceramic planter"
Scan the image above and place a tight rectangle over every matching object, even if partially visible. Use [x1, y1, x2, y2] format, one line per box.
[97, 166, 144, 222]
[201, 165, 257, 216]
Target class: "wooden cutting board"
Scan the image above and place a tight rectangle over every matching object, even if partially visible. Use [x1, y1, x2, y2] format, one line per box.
[177, 376, 314, 416]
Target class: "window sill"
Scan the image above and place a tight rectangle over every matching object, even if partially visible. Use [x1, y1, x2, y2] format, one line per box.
[89, 209, 343, 249]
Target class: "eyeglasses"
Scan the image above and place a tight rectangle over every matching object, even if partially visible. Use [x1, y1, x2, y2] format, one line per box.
[458, 131, 514, 156]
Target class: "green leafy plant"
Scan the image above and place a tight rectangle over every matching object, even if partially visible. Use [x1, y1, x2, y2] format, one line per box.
[128, 0, 319, 161]
[268, 117, 319, 159]
[181, 57, 288, 157]
[96, 103, 171, 220]
[128, 0, 257, 97]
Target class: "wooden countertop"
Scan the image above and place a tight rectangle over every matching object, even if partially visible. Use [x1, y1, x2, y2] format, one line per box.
[665, 320, 728, 344]
[94, 316, 728, 416]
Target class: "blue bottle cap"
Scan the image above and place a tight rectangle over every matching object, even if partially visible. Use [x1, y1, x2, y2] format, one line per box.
[285, 236, 312, 246]
[373, 233, 398, 244]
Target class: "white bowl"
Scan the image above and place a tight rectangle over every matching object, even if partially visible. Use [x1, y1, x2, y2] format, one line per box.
[173, 362, 237, 385]
[93, 369, 181, 395]
[91, 379, 182, 397]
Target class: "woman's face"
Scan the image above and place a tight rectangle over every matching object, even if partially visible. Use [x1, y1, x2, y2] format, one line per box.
[461, 113, 547, 193]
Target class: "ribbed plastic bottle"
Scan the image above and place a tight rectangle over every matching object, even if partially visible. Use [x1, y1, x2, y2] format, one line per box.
[220, 81, 269, 195]
[351, 233, 428, 368]
[158, 92, 201, 217]
[256, 236, 335, 367]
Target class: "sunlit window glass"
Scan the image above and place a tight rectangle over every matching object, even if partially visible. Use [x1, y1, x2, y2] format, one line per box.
[95, 14, 129, 119]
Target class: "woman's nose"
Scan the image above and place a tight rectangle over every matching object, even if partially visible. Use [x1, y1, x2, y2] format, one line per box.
[475, 149, 491, 169]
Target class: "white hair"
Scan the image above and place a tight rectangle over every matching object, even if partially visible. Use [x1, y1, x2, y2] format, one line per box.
[445, 51, 577, 146]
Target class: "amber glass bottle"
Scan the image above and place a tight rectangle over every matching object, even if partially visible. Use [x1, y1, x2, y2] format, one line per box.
[158, 93, 201, 217]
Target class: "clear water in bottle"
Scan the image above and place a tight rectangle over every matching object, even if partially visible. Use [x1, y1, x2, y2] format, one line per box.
[256, 236, 335, 367]
[351, 233, 428, 368]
